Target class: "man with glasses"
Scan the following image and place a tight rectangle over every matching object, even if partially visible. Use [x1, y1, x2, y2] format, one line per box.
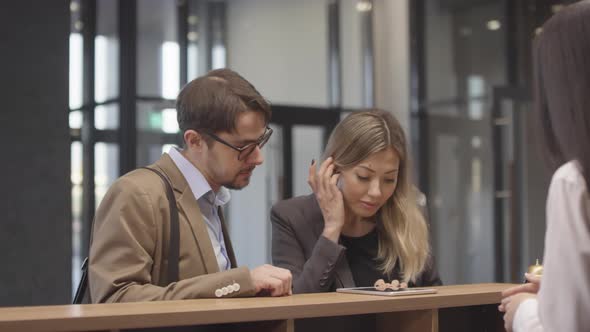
[89, 69, 292, 303]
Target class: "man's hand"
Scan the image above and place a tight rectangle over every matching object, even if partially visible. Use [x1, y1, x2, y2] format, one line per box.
[250, 264, 292, 296]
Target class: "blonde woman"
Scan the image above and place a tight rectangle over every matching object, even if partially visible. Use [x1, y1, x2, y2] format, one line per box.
[271, 109, 441, 294]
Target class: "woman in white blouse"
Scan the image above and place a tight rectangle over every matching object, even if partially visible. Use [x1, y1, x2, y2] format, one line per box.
[498, 1, 590, 331]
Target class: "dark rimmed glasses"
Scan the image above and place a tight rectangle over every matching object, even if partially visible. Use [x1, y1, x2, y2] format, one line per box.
[203, 126, 273, 161]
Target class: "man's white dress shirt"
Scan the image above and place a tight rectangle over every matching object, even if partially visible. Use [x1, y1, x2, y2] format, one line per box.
[168, 147, 231, 272]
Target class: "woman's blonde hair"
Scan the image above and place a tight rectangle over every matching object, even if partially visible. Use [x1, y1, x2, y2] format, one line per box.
[322, 109, 430, 282]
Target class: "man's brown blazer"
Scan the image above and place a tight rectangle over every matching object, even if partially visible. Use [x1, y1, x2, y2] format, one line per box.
[89, 153, 256, 302]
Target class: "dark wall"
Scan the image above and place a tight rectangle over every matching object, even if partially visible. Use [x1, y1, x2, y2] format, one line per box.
[0, 1, 71, 306]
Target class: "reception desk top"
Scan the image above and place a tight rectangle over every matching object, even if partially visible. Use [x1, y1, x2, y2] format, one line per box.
[0, 283, 513, 332]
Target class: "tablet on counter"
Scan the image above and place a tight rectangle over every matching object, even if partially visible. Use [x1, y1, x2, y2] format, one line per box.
[336, 287, 437, 297]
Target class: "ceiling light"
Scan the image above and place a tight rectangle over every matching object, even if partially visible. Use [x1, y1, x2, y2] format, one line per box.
[487, 20, 501, 31]
[356, 1, 372, 12]
[74, 20, 84, 31]
[187, 31, 199, 42]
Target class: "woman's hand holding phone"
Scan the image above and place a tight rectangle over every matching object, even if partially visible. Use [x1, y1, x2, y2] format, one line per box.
[308, 157, 345, 243]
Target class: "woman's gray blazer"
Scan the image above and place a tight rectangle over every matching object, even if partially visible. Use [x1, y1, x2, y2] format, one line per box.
[271, 194, 442, 294]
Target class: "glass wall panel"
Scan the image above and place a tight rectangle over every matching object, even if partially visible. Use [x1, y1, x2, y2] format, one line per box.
[339, 0, 366, 109]
[71, 141, 83, 294]
[69, 33, 84, 110]
[136, 102, 178, 132]
[69, 1, 84, 292]
[95, 104, 119, 130]
[425, 0, 506, 109]
[187, 0, 205, 80]
[69, 111, 83, 129]
[139, 144, 174, 166]
[424, 0, 506, 284]
[95, 143, 119, 207]
[293, 126, 324, 197]
[136, 101, 181, 166]
[95, 0, 119, 103]
[226, 0, 330, 106]
[137, 0, 179, 98]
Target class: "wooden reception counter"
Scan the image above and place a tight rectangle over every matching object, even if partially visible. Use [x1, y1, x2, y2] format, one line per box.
[0, 283, 513, 332]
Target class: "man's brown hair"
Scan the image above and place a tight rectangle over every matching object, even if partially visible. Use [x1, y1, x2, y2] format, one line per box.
[176, 68, 271, 136]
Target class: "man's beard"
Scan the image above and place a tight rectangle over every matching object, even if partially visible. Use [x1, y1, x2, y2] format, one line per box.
[222, 167, 255, 190]
[223, 180, 247, 190]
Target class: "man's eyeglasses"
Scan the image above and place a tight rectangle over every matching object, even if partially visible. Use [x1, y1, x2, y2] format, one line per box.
[203, 127, 273, 161]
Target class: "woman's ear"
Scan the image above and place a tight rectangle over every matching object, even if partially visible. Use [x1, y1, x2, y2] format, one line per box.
[333, 163, 340, 174]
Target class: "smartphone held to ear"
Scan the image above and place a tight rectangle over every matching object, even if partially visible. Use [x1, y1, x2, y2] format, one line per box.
[336, 175, 344, 191]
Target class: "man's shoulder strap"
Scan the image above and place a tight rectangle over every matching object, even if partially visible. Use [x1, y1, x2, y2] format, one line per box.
[73, 166, 181, 304]
[141, 167, 180, 285]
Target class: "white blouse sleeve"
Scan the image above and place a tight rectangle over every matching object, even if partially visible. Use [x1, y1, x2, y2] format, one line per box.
[536, 162, 590, 332]
[513, 298, 543, 332]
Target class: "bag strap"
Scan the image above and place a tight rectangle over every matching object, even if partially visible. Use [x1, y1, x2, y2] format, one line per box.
[141, 166, 180, 285]
[73, 257, 89, 304]
[73, 166, 180, 304]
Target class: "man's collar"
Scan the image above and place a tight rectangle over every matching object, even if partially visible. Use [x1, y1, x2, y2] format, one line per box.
[168, 147, 216, 201]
